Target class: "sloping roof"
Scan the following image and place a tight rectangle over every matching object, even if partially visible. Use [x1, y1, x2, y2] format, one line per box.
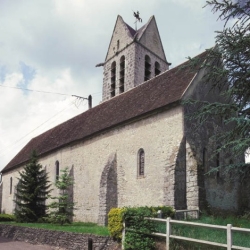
[125, 16, 152, 41]
[2, 52, 207, 173]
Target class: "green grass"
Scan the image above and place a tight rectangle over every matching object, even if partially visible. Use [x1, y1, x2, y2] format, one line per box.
[0, 221, 109, 236]
[154, 215, 250, 250]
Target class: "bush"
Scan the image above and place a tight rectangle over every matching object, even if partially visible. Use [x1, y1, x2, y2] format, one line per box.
[0, 214, 15, 222]
[108, 208, 124, 241]
[124, 206, 175, 250]
[151, 206, 175, 218]
[123, 207, 156, 250]
[108, 206, 175, 249]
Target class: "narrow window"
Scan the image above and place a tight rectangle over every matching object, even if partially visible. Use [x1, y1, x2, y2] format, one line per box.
[56, 161, 60, 180]
[10, 177, 12, 194]
[155, 61, 161, 76]
[144, 55, 151, 81]
[119, 56, 125, 93]
[117, 40, 120, 50]
[110, 61, 116, 97]
[203, 148, 207, 172]
[138, 149, 145, 176]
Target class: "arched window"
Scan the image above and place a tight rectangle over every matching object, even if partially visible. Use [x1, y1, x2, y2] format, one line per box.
[55, 161, 60, 180]
[155, 61, 161, 76]
[138, 149, 145, 176]
[10, 177, 12, 194]
[144, 55, 151, 81]
[119, 56, 125, 93]
[110, 61, 116, 97]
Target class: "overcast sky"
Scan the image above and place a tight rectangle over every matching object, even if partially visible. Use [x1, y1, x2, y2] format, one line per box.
[0, 0, 228, 171]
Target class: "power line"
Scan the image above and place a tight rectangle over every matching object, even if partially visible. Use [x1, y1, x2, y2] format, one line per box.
[0, 100, 82, 158]
[0, 84, 71, 96]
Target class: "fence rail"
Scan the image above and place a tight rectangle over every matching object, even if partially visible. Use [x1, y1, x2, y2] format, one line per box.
[123, 217, 250, 250]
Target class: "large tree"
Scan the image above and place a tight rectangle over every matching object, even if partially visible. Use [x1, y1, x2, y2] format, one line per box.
[187, 0, 250, 171]
[15, 151, 52, 222]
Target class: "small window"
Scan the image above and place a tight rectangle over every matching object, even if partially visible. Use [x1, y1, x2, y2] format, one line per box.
[10, 177, 12, 194]
[155, 61, 161, 76]
[138, 149, 145, 176]
[55, 161, 60, 180]
[144, 55, 151, 81]
[117, 40, 120, 50]
[110, 61, 116, 97]
[119, 56, 125, 94]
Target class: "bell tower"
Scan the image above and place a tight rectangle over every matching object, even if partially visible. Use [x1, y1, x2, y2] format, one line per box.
[100, 15, 171, 102]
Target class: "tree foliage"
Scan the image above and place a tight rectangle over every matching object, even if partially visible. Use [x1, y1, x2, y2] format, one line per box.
[14, 151, 52, 222]
[47, 167, 75, 225]
[187, 0, 250, 170]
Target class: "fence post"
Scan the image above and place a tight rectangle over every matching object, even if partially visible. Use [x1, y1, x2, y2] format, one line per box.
[166, 217, 171, 250]
[227, 224, 232, 250]
[122, 220, 125, 250]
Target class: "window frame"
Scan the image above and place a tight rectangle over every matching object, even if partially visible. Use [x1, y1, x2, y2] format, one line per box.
[137, 148, 145, 177]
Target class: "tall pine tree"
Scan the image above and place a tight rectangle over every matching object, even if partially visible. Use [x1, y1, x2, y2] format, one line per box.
[15, 151, 52, 222]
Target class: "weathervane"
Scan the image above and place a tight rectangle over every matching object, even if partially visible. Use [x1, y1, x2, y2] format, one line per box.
[133, 10, 142, 30]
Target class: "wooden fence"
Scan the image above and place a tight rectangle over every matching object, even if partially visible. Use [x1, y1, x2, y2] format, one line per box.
[123, 217, 250, 250]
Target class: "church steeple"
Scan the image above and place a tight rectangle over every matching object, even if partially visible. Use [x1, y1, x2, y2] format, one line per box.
[102, 15, 170, 102]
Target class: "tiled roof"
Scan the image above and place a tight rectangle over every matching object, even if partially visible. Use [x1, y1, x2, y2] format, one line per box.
[2, 52, 207, 173]
[124, 18, 149, 40]
[125, 23, 137, 37]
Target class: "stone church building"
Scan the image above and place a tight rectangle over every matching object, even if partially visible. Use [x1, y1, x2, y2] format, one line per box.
[0, 15, 246, 225]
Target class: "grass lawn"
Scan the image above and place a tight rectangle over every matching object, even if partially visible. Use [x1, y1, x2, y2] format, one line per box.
[0, 221, 109, 236]
[154, 215, 250, 250]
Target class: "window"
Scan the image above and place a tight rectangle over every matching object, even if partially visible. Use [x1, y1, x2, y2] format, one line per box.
[155, 61, 161, 76]
[119, 56, 125, 93]
[110, 61, 116, 97]
[138, 149, 145, 176]
[144, 55, 151, 81]
[55, 161, 60, 180]
[10, 177, 12, 194]
[117, 40, 120, 50]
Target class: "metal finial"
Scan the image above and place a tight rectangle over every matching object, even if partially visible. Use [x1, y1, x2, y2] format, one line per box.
[133, 10, 142, 30]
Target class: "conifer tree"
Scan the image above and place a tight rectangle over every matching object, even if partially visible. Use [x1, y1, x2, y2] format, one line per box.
[47, 167, 75, 225]
[186, 0, 250, 171]
[14, 151, 52, 222]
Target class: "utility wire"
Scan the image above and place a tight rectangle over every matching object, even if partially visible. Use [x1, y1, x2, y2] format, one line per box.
[0, 84, 71, 96]
[0, 100, 83, 158]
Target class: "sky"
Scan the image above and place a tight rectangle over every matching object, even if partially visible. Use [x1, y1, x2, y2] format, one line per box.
[0, 0, 229, 171]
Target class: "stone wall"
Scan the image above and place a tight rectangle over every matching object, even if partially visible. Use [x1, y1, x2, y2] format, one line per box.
[0, 224, 114, 250]
[1, 106, 185, 223]
[102, 16, 169, 102]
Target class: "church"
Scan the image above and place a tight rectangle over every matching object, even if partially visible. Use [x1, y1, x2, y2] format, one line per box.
[0, 15, 246, 225]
